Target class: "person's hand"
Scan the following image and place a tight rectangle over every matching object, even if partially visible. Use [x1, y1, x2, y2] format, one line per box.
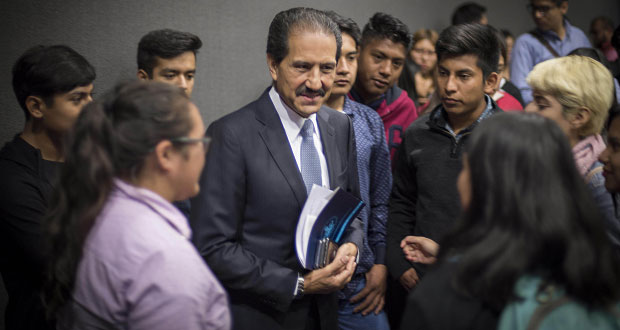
[304, 243, 357, 294]
[399, 267, 419, 291]
[334, 242, 358, 260]
[349, 264, 387, 315]
[400, 236, 438, 265]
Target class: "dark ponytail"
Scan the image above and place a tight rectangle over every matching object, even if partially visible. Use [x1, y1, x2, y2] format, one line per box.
[44, 81, 192, 318]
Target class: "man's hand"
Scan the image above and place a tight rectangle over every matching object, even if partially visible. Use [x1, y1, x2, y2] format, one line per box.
[400, 236, 438, 265]
[304, 243, 358, 294]
[399, 267, 419, 291]
[349, 264, 387, 315]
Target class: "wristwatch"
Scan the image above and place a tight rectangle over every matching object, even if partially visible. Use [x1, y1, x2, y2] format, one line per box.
[294, 273, 305, 299]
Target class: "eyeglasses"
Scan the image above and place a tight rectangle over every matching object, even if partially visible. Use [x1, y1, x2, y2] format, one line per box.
[526, 4, 555, 15]
[412, 48, 436, 57]
[170, 136, 211, 152]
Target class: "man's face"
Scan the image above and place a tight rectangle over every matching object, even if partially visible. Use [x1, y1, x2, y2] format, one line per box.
[268, 31, 337, 117]
[142, 51, 196, 97]
[437, 54, 496, 119]
[356, 38, 406, 102]
[39, 84, 94, 134]
[332, 33, 359, 97]
[601, 116, 620, 193]
[529, 0, 567, 32]
[590, 20, 611, 48]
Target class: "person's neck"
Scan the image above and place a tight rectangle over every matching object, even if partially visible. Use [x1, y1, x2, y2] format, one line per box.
[352, 83, 381, 105]
[446, 97, 487, 135]
[550, 20, 566, 40]
[325, 94, 346, 111]
[20, 120, 64, 162]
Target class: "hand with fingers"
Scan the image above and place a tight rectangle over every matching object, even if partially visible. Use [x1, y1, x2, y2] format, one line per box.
[400, 236, 438, 265]
[349, 264, 387, 315]
[399, 267, 419, 291]
[304, 243, 358, 294]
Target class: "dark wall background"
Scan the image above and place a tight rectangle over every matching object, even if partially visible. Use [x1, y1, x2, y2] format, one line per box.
[1, 0, 618, 327]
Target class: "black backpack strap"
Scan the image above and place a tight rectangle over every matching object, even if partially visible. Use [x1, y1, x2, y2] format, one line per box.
[528, 30, 560, 58]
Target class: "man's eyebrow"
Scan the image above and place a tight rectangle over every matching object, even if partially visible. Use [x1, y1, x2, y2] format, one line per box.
[371, 50, 386, 57]
[68, 91, 90, 97]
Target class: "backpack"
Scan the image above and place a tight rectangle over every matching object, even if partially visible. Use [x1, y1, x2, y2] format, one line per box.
[497, 276, 620, 330]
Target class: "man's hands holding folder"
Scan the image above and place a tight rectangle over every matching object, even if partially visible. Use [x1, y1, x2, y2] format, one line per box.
[303, 243, 358, 294]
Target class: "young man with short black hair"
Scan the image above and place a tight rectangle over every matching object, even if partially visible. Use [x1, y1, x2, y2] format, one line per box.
[385, 23, 502, 329]
[0, 45, 95, 330]
[324, 11, 392, 330]
[350, 12, 418, 163]
[137, 29, 202, 97]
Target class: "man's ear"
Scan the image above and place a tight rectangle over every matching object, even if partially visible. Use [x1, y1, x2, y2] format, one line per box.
[483, 72, 499, 95]
[267, 54, 278, 81]
[559, 1, 568, 15]
[153, 140, 177, 172]
[25, 95, 46, 119]
[570, 107, 592, 130]
[137, 69, 150, 81]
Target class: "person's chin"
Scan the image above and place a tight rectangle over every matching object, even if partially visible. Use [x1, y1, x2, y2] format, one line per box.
[295, 103, 322, 116]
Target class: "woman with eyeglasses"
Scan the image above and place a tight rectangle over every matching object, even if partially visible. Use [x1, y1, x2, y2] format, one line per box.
[45, 81, 230, 329]
[398, 29, 438, 112]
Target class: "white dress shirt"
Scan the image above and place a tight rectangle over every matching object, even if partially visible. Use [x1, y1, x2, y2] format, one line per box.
[269, 86, 330, 189]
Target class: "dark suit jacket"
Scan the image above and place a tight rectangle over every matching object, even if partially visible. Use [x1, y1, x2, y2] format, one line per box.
[191, 89, 364, 330]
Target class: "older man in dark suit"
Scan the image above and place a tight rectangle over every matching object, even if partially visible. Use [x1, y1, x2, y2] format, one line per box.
[190, 7, 363, 330]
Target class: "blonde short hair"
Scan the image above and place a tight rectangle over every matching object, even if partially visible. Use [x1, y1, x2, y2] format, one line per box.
[527, 55, 614, 137]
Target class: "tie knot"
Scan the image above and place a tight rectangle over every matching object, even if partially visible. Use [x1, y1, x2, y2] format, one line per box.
[301, 120, 314, 138]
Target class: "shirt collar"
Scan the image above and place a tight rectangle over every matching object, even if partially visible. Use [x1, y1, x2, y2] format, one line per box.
[269, 86, 319, 139]
[342, 97, 355, 117]
[436, 94, 494, 137]
[113, 179, 191, 239]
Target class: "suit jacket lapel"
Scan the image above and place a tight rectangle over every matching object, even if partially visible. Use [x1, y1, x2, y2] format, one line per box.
[255, 89, 307, 208]
[317, 107, 337, 189]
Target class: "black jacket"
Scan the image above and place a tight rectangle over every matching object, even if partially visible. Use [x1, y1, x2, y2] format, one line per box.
[0, 135, 57, 330]
[386, 100, 502, 280]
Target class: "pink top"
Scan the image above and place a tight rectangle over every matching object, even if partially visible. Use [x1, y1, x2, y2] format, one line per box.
[64, 179, 231, 330]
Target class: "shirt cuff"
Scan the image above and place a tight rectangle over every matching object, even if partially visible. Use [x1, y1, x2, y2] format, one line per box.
[373, 244, 386, 265]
